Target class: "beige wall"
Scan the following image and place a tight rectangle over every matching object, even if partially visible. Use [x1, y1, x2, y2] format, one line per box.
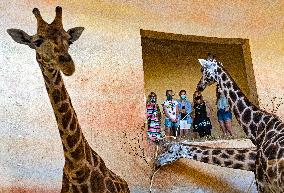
[0, 0, 283, 192]
[141, 32, 258, 137]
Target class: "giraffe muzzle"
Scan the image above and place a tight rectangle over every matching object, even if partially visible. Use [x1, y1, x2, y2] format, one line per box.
[59, 54, 72, 63]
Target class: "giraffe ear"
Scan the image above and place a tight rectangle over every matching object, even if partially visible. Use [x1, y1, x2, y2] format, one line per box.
[198, 59, 208, 68]
[67, 27, 84, 43]
[7, 29, 35, 49]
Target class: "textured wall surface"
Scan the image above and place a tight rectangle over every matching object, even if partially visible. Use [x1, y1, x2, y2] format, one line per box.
[0, 0, 283, 193]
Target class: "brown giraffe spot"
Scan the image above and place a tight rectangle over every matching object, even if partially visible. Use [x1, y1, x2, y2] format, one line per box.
[60, 85, 68, 101]
[212, 149, 222, 155]
[52, 89, 61, 104]
[264, 144, 278, 160]
[85, 144, 93, 165]
[248, 163, 255, 171]
[202, 150, 209, 155]
[73, 166, 90, 184]
[66, 126, 80, 149]
[105, 178, 116, 192]
[237, 100, 246, 112]
[70, 142, 84, 160]
[99, 161, 108, 176]
[266, 131, 276, 141]
[224, 160, 233, 166]
[212, 157, 221, 165]
[190, 147, 197, 151]
[224, 90, 227, 96]
[235, 154, 245, 162]
[237, 149, 249, 154]
[226, 149, 234, 155]
[217, 67, 222, 74]
[193, 154, 197, 160]
[71, 184, 80, 193]
[225, 81, 231, 88]
[115, 182, 121, 192]
[267, 166, 277, 178]
[253, 112, 262, 123]
[62, 109, 72, 129]
[90, 170, 105, 193]
[249, 123, 257, 137]
[80, 183, 89, 193]
[58, 102, 69, 113]
[200, 156, 209, 163]
[242, 109, 252, 124]
[221, 73, 227, 81]
[196, 149, 202, 153]
[220, 153, 229, 159]
[232, 163, 243, 169]
[249, 152, 256, 160]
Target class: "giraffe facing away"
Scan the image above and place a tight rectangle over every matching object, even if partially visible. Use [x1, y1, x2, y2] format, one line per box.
[196, 56, 284, 193]
[7, 7, 130, 193]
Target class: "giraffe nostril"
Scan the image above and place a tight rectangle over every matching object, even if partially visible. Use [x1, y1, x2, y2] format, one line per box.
[59, 54, 72, 63]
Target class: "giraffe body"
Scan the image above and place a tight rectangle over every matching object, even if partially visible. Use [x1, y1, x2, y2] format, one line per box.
[197, 58, 284, 193]
[7, 7, 129, 193]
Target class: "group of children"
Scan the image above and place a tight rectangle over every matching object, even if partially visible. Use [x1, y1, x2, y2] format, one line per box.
[146, 87, 233, 143]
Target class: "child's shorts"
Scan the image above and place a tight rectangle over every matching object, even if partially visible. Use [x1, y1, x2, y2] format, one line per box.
[165, 118, 179, 128]
[217, 109, 232, 122]
[179, 120, 191, 129]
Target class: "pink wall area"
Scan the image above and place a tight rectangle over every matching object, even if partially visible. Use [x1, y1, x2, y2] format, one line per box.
[1, 0, 283, 192]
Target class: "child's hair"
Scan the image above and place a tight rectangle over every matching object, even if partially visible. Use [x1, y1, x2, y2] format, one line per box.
[165, 90, 173, 96]
[147, 92, 157, 102]
[179, 90, 186, 96]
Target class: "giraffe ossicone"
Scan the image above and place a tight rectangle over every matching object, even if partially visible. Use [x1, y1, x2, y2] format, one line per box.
[7, 7, 130, 193]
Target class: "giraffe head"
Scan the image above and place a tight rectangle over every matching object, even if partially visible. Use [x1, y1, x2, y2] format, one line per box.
[156, 142, 192, 167]
[7, 7, 84, 76]
[196, 58, 221, 91]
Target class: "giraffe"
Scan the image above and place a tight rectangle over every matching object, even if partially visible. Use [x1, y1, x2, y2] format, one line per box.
[7, 7, 130, 193]
[196, 56, 284, 193]
[156, 141, 257, 172]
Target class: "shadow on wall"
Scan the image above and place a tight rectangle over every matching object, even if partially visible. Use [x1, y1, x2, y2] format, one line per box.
[152, 160, 247, 193]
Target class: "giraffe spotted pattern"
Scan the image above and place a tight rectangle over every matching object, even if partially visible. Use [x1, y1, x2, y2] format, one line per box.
[7, 7, 129, 193]
[197, 58, 284, 193]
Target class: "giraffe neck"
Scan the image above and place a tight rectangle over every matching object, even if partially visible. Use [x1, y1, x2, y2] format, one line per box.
[185, 144, 256, 171]
[37, 56, 96, 166]
[216, 67, 261, 145]
[157, 143, 256, 171]
[37, 60, 130, 192]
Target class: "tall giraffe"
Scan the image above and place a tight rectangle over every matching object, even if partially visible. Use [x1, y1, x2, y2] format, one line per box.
[7, 7, 130, 193]
[196, 57, 284, 193]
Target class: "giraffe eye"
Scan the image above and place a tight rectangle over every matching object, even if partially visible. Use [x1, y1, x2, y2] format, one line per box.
[33, 39, 44, 47]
